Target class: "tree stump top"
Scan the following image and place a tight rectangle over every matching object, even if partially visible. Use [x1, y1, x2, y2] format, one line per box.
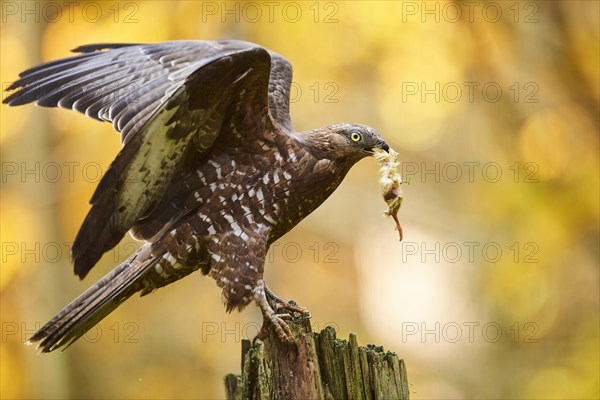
[224, 312, 409, 400]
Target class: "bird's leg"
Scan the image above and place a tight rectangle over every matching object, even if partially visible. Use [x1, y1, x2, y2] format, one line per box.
[255, 285, 295, 344]
[264, 284, 311, 317]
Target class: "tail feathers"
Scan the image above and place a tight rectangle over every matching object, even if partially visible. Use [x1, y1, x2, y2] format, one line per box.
[28, 247, 159, 353]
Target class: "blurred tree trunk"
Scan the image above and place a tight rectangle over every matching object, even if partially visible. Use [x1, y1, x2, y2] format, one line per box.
[12, 21, 71, 398]
[224, 315, 409, 400]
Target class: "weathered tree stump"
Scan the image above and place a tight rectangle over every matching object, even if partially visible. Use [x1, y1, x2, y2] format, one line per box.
[224, 311, 409, 400]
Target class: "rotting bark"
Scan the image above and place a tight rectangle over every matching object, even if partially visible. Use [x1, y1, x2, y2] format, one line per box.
[224, 311, 409, 400]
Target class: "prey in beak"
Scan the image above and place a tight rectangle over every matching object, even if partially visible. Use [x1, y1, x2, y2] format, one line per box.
[373, 146, 404, 241]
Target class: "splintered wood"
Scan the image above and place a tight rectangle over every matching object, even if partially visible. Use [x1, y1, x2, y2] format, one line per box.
[374, 148, 404, 241]
[224, 315, 410, 400]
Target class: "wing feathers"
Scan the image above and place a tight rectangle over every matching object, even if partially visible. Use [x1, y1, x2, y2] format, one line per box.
[72, 47, 272, 279]
[4, 42, 229, 140]
[266, 53, 294, 132]
[6, 53, 98, 90]
[7, 52, 143, 102]
[4, 41, 292, 279]
[71, 43, 142, 53]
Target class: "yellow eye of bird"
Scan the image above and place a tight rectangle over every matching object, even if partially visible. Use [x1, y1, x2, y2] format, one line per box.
[351, 132, 362, 142]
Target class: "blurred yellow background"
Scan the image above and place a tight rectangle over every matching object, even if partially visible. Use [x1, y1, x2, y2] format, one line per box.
[1, 1, 598, 399]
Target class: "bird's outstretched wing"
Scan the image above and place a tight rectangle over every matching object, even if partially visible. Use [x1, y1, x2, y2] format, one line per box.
[3, 40, 290, 279]
[4, 40, 294, 142]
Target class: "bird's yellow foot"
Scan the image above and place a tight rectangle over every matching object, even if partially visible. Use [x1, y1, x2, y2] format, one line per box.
[254, 284, 310, 344]
[255, 289, 295, 344]
[265, 285, 311, 317]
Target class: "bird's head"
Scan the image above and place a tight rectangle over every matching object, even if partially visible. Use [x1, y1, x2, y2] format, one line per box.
[301, 123, 390, 161]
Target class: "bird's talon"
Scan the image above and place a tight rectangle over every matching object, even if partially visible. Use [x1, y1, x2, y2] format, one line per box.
[275, 303, 310, 316]
[256, 287, 296, 344]
[264, 284, 310, 318]
[268, 314, 295, 343]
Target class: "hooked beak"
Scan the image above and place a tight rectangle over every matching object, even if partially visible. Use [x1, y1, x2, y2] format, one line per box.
[366, 141, 390, 154]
